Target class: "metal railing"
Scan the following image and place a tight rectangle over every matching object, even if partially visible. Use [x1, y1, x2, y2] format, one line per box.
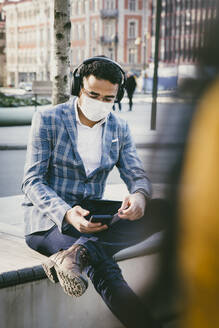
[100, 9, 118, 19]
[99, 35, 118, 45]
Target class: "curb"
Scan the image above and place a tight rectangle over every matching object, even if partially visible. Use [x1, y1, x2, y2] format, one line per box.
[0, 142, 185, 151]
[135, 142, 184, 149]
[0, 145, 27, 150]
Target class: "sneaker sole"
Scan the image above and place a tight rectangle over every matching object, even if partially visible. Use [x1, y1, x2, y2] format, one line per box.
[42, 260, 59, 283]
[55, 267, 88, 297]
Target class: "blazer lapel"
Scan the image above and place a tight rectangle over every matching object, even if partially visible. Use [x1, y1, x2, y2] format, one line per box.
[61, 98, 83, 166]
[100, 114, 114, 169]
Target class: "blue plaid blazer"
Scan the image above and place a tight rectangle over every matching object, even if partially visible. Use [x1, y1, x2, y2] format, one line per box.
[22, 97, 151, 235]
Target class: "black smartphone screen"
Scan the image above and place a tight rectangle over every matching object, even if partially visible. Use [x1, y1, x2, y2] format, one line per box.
[90, 214, 113, 225]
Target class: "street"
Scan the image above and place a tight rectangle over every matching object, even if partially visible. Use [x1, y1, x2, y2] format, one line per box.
[0, 100, 192, 197]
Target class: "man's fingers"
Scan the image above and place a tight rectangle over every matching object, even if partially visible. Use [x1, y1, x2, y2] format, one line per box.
[75, 205, 90, 217]
[83, 219, 102, 228]
[78, 217, 108, 232]
[118, 196, 130, 213]
[80, 224, 108, 233]
[119, 203, 143, 220]
[119, 202, 135, 216]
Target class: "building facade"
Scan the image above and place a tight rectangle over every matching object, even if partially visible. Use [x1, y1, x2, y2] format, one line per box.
[70, 0, 148, 73]
[3, 0, 218, 88]
[147, 0, 218, 87]
[4, 0, 53, 87]
[3, 0, 149, 87]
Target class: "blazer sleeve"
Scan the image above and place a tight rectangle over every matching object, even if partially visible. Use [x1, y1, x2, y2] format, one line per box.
[22, 110, 71, 232]
[116, 122, 152, 199]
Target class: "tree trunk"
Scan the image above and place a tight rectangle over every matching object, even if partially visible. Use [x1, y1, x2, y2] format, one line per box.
[52, 0, 71, 105]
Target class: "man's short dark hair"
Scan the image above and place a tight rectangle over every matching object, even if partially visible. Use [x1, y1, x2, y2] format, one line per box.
[78, 58, 123, 85]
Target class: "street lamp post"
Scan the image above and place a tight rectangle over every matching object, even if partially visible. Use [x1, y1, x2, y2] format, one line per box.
[151, 0, 162, 130]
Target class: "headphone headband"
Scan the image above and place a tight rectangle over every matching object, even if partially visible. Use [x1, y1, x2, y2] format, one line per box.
[74, 56, 125, 82]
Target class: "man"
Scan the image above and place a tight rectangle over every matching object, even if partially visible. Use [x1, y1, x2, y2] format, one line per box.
[125, 72, 137, 111]
[22, 57, 162, 328]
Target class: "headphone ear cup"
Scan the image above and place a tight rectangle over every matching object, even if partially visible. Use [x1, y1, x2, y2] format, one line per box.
[71, 75, 81, 96]
[117, 85, 125, 102]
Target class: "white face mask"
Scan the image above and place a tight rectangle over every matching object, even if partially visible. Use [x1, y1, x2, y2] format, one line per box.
[79, 94, 113, 122]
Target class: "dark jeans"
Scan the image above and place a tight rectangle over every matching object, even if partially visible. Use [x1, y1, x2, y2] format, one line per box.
[127, 94, 133, 111]
[112, 102, 122, 111]
[26, 199, 167, 328]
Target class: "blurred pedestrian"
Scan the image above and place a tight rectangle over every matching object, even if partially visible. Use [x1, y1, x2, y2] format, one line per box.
[141, 69, 148, 94]
[112, 99, 122, 111]
[125, 72, 137, 111]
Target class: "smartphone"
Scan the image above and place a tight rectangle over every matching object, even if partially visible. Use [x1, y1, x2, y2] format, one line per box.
[90, 214, 114, 226]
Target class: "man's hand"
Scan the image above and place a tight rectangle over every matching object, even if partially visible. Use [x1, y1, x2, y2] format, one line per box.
[118, 193, 146, 221]
[64, 206, 108, 233]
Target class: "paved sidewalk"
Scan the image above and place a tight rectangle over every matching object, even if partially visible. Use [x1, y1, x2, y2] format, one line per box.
[0, 92, 189, 149]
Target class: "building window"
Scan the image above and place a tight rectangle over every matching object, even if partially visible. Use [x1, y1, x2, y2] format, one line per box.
[81, 0, 86, 14]
[10, 13, 14, 22]
[75, 25, 79, 40]
[40, 28, 44, 43]
[71, 24, 74, 40]
[81, 48, 85, 61]
[77, 48, 80, 64]
[92, 20, 97, 39]
[82, 24, 85, 40]
[104, 21, 114, 37]
[47, 28, 50, 42]
[108, 47, 113, 59]
[92, 0, 98, 12]
[105, 0, 115, 10]
[128, 21, 137, 38]
[78, 24, 81, 40]
[128, 0, 136, 11]
[75, 0, 79, 15]
[128, 47, 137, 64]
[70, 48, 74, 65]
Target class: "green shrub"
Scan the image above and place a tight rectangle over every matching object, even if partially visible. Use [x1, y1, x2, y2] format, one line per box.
[0, 92, 51, 107]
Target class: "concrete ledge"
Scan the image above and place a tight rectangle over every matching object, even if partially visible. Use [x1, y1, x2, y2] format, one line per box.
[0, 229, 164, 289]
[0, 254, 162, 328]
[0, 231, 164, 289]
[114, 231, 164, 261]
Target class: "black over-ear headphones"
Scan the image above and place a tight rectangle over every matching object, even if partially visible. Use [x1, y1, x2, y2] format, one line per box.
[71, 56, 126, 102]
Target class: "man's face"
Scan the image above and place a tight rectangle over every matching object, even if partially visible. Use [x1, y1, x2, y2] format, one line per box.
[78, 75, 119, 105]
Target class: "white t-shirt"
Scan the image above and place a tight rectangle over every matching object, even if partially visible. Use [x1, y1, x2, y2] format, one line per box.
[75, 100, 106, 176]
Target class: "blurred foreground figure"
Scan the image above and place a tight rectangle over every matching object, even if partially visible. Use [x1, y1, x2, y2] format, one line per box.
[145, 5, 219, 327]
[178, 4, 219, 326]
[179, 78, 219, 328]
